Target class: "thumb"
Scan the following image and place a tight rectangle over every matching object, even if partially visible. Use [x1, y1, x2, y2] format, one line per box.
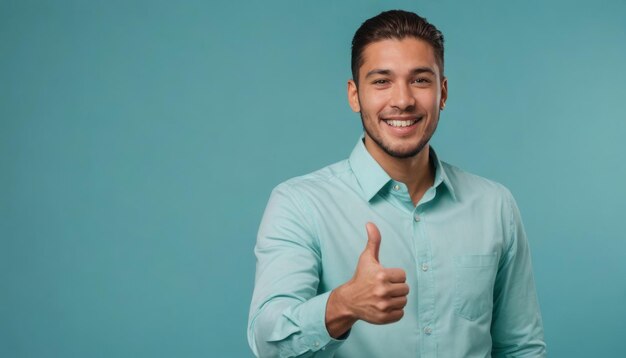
[364, 222, 381, 263]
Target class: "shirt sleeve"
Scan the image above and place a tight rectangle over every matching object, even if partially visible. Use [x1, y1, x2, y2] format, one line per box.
[248, 183, 347, 358]
[491, 189, 547, 357]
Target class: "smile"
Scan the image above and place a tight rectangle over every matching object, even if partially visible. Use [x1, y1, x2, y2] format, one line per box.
[383, 117, 421, 127]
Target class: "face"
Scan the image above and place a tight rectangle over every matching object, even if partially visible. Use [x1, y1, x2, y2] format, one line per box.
[348, 37, 447, 159]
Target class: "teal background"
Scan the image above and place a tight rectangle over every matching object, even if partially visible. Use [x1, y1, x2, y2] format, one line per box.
[2, 0, 625, 357]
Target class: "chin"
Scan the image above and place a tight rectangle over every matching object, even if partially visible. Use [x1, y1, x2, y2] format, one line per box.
[382, 142, 427, 159]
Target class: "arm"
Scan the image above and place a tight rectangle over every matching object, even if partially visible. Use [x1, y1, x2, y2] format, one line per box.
[247, 184, 410, 357]
[491, 190, 547, 357]
[247, 184, 346, 357]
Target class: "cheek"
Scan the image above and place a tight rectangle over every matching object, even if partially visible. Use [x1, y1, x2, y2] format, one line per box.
[417, 92, 439, 108]
[360, 92, 387, 115]
[430, 89, 443, 105]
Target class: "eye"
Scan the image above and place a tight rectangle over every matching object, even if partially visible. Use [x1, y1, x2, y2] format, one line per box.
[413, 78, 431, 84]
[372, 79, 389, 85]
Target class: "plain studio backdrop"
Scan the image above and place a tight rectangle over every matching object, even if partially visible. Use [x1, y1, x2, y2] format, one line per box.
[2, 0, 625, 357]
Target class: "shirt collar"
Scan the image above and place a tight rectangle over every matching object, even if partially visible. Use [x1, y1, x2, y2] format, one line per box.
[430, 145, 457, 201]
[348, 135, 457, 202]
[348, 136, 391, 201]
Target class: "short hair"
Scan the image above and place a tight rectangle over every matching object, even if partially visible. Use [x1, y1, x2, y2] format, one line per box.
[351, 10, 445, 85]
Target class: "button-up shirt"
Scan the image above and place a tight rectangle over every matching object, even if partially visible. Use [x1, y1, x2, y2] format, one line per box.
[248, 137, 546, 357]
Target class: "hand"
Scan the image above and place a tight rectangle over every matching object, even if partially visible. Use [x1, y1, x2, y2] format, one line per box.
[325, 222, 409, 337]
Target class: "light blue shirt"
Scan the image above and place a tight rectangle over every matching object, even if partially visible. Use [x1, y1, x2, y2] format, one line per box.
[248, 137, 546, 357]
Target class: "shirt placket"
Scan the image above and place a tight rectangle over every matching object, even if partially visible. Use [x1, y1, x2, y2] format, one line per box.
[390, 181, 438, 357]
[414, 186, 438, 358]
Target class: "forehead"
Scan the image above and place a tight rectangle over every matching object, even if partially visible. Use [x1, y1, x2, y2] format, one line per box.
[359, 37, 440, 78]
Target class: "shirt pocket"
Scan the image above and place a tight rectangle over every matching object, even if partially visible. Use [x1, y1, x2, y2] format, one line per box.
[453, 253, 498, 321]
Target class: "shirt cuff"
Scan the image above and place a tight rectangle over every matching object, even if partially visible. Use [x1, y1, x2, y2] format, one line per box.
[283, 291, 349, 354]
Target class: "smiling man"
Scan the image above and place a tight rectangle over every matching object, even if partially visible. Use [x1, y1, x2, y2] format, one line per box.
[248, 10, 546, 357]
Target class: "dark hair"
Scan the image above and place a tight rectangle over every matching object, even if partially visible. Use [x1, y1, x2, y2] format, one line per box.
[351, 10, 445, 85]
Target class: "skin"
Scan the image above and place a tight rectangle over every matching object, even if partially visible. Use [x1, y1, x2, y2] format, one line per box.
[325, 37, 448, 338]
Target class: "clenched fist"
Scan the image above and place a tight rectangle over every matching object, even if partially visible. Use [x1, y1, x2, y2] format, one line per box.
[325, 222, 410, 338]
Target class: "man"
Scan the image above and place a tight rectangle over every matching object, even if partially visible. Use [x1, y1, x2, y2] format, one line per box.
[248, 10, 546, 357]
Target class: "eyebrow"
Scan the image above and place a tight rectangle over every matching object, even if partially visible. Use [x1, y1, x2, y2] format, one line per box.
[364, 67, 436, 79]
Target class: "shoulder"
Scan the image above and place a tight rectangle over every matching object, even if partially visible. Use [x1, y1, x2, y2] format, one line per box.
[262, 160, 353, 238]
[440, 161, 524, 252]
[441, 161, 515, 203]
[441, 161, 523, 240]
[272, 159, 353, 198]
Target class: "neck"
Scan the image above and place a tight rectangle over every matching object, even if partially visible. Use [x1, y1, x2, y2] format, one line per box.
[364, 136, 435, 206]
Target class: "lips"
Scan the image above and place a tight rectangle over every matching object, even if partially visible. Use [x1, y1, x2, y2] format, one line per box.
[382, 116, 422, 128]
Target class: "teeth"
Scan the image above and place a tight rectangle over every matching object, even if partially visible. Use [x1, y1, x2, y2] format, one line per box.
[386, 119, 416, 127]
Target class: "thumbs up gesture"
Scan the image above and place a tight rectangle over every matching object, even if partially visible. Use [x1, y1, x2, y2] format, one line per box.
[325, 222, 410, 337]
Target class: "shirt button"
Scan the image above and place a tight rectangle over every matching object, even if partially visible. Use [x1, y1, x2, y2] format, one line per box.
[393, 184, 400, 191]
[421, 263, 429, 271]
[424, 327, 432, 335]
[314, 341, 319, 347]
[414, 214, 421, 222]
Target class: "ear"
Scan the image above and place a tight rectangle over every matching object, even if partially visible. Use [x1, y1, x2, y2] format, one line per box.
[440, 76, 448, 109]
[347, 79, 361, 113]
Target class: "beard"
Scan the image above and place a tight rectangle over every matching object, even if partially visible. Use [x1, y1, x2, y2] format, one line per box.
[360, 112, 438, 159]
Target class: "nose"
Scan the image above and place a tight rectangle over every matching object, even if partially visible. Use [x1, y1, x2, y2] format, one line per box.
[389, 83, 415, 111]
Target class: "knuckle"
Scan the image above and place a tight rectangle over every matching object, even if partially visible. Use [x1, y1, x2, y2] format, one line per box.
[375, 271, 387, 282]
[373, 287, 386, 298]
[376, 301, 389, 312]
